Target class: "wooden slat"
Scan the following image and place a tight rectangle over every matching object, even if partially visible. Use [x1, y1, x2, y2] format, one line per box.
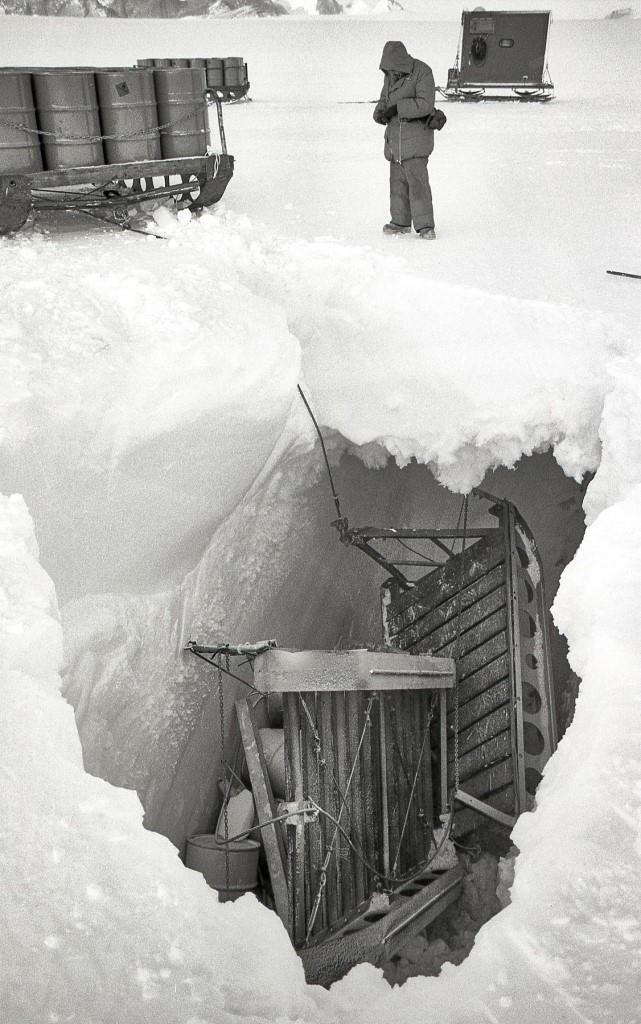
[455, 788, 516, 828]
[457, 652, 510, 707]
[456, 628, 509, 681]
[303, 694, 326, 936]
[235, 697, 289, 928]
[405, 583, 507, 655]
[448, 728, 513, 786]
[448, 704, 512, 760]
[385, 531, 504, 627]
[450, 677, 511, 733]
[459, 757, 513, 799]
[394, 566, 506, 650]
[334, 692, 355, 918]
[318, 693, 341, 929]
[360, 694, 380, 893]
[283, 694, 306, 947]
[346, 691, 367, 907]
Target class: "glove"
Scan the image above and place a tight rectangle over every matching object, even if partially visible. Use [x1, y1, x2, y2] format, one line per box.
[373, 105, 387, 125]
[384, 103, 398, 121]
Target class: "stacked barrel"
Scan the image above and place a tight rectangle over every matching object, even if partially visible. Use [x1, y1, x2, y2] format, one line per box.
[137, 57, 249, 95]
[0, 64, 211, 174]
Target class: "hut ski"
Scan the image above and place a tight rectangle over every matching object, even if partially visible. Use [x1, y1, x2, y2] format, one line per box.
[441, 10, 554, 101]
[188, 491, 558, 986]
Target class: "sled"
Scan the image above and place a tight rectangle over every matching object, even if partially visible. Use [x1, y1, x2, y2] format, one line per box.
[438, 10, 555, 103]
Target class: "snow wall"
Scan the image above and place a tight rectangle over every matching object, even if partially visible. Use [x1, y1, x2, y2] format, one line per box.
[2, 207, 640, 1023]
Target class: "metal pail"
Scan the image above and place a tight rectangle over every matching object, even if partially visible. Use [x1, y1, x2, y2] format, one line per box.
[32, 70, 104, 169]
[205, 58, 225, 89]
[223, 57, 245, 87]
[0, 71, 43, 173]
[185, 834, 261, 902]
[96, 68, 160, 163]
[153, 66, 209, 158]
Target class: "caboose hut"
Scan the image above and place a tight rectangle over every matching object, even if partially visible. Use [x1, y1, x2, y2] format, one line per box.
[441, 10, 554, 101]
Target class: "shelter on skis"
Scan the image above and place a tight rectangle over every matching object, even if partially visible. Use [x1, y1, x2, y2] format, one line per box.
[440, 10, 554, 101]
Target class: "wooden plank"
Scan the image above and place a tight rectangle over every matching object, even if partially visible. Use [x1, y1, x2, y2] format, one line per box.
[360, 693, 380, 894]
[283, 694, 306, 947]
[379, 695, 391, 878]
[457, 652, 510, 708]
[404, 583, 507, 656]
[28, 153, 215, 188]
[455, 788, 517, 829]
[393, 565, 506, 649]
[235, 696, 289, 928]
[302, 694, 326, 936]
[439, 691, 449, 815]
[459, 757, 513, 799]
[318, 693, 341, 929]
[450, 677, 511, 733]
[385, 532, 505, 625]
[452, 785, 516, 838]
[448, 728, 513, 786]
[448, 703, 512, 760]
[334, 692, 355, 918]
[346, 691, 367, 907]
[432, 607, 507, 658]
[386, 696, 402, 877]
[456, 628, 509, 681]
[253, 649, 455, 693]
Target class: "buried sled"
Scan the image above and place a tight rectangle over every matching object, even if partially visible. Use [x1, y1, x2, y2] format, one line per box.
[187, 491, 557, 986]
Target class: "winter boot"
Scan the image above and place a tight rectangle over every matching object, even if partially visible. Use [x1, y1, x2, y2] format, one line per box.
[383, 222, 411, 235]
[418, 227, 436, 240]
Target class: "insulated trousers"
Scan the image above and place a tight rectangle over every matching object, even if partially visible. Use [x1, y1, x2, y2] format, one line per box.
[389, 157, 434, 232]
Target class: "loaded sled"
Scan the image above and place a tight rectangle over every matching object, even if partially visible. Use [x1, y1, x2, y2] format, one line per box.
[0, 65, 234, 236]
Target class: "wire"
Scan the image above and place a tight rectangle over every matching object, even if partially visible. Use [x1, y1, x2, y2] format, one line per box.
[296, 384, 344, 522]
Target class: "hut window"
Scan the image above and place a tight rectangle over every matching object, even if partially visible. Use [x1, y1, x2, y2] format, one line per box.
[499, 38, 514, 48]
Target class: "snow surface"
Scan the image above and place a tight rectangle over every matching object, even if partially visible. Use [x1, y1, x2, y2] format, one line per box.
[1, 9, 641, 1024]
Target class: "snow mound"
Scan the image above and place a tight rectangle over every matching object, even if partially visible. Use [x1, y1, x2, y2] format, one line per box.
[0, 493, 326, 1024]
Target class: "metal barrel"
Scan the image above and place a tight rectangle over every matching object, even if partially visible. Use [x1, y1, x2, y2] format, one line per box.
[189, 58, 207, 68]
[137, 59, 155, 68]
[153, 59, 173, 68]
[170, 59, 190, 68]
[205, 58, 224, 89]
[153, 66, 209, 158]
[223, 57, 245, 87]
[0, 70, 43, 173]
[96, 68, 160, 163]
[32, 70, 104, 169]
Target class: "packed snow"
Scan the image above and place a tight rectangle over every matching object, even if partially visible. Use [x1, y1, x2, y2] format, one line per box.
[2, 7, 641, 1024]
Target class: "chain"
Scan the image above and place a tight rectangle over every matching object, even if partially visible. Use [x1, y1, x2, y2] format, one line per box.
[0, 104, 207, 144]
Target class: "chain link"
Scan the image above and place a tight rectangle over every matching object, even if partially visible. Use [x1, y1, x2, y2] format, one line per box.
[0, 104, 207, 144]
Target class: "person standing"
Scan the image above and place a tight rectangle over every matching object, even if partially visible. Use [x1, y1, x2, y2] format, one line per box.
[373, 40, 437, 239]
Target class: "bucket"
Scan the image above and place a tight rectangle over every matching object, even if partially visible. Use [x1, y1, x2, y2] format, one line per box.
[185, 834, 261, 902]
[96, 68, 160, 163]
[0, 71, 43, 173]
[153, 66, 209, 158]
[32, 70, 104, 170]
[223, 57, 245, 87]
[205, 59, 225, 90]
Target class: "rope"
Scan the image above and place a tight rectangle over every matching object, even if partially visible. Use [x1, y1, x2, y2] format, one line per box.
[0, 104, 207, 144]
[296, 384, 344, 523]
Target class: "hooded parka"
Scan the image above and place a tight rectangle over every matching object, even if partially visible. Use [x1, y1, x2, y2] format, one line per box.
[373, 41, 436, 163]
